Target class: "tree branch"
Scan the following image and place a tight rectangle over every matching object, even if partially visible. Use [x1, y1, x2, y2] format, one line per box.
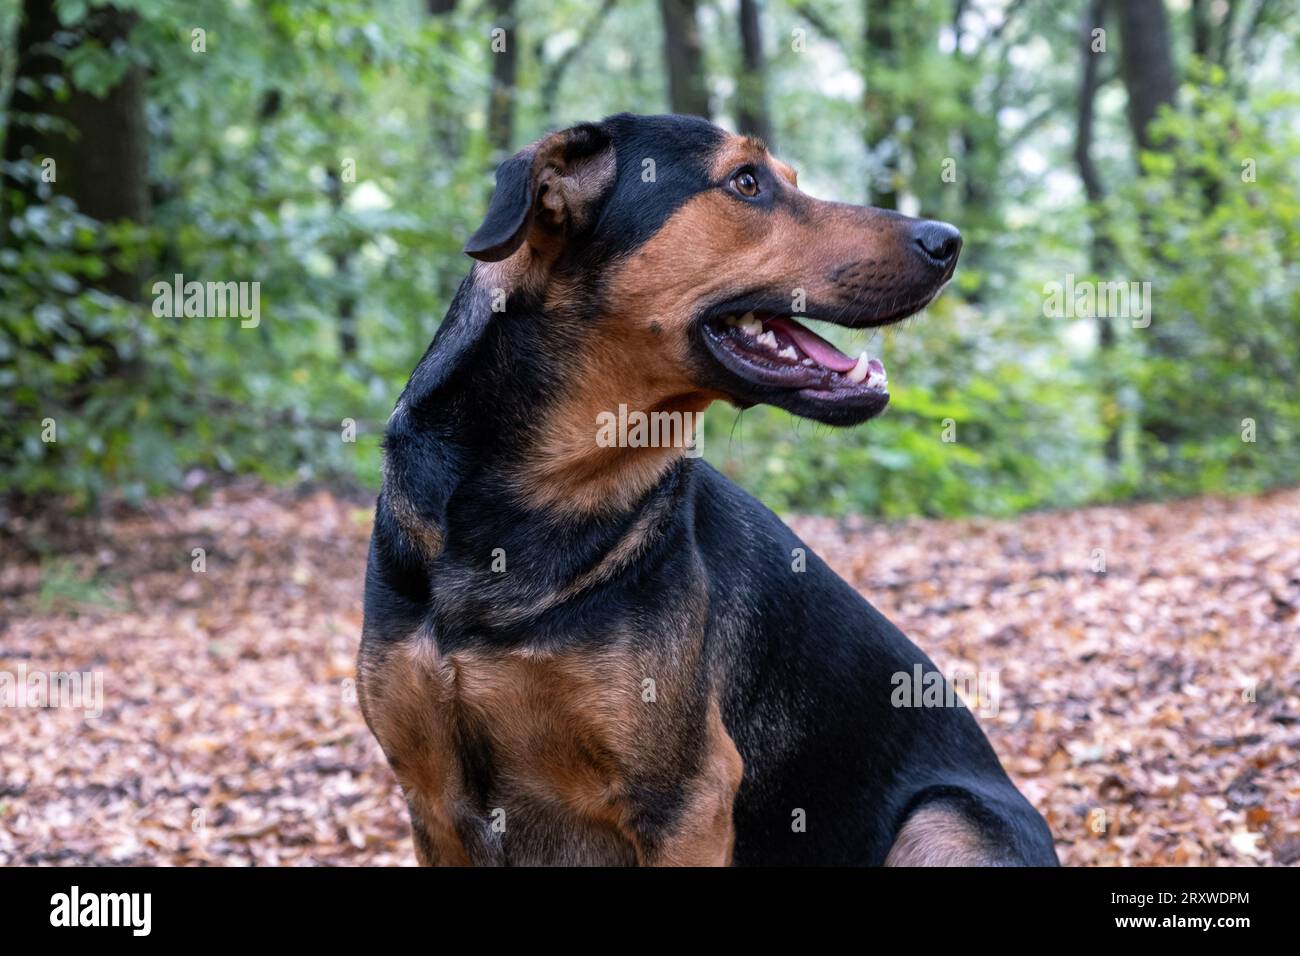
[540, 0, 619, 112]
[790, 1, 845, 54]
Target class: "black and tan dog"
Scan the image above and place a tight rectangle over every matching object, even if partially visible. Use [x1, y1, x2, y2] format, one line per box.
[357, 113, 1058, 866]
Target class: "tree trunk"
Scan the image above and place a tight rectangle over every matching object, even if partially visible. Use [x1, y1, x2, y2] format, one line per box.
[487, 0, 519, 156]
[540, 0, 618, 125]
[2, 0, 150, 301]
[1074, 0, 1121, 468]
[1117, 0, 1187, 448]
[1215, 0, 1243, 79]
[1116, 0, 1177, 155]
[325, 158, 358, 361]
[951, 0, 993, 229]
[1190, 0, 1214, 59]
[735, 0, 773, 144]
[659, 0, 711, 118]
[863, 0, 899, 208]
[427, 0, 461, 156]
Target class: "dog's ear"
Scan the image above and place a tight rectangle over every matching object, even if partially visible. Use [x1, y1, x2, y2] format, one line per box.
[381, 125, 615, 563]
[464, 122, 615, 262]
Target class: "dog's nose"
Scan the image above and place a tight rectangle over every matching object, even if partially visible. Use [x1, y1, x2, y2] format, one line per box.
[912, 220, 962, 270]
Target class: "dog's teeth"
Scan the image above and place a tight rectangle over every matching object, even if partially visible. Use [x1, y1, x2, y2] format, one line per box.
[800, 357, 816, 367]
[778, 346, 798, 360]
[866, 369, 888, 389]
[723, 314, 737, 325]
[847, 351, 871, 383]
[757, 330, 778, 350]
[739, 315, 762, 336]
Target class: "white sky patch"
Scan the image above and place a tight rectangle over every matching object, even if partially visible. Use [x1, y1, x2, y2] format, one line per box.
[1008, 35, 1053, 71]
[1063, 318, 1097, 356]
[1018, 146, 1048, 177]
[1043, 169, 1081, 206]
[542, 29, 579, 62]
[998, 106, 1026, 129]
[347, 181, 392, 212]
[304, 250, 333, 277]
[368, 234, 398, 260]
[821, 66, 864, 101]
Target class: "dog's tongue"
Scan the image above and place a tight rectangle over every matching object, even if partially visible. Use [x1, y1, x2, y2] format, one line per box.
[765, 316, 858, 373]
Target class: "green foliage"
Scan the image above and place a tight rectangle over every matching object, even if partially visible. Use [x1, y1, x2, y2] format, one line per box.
[1, 0, 1297, 517]
[2, 0, 488, 506]
[1116, 79, 1300, 498]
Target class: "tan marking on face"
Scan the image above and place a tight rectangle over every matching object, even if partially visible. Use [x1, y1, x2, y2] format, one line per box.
[708, 134, 795, 188]
[772, 157, 798, 187]
[516, 268, 722, 516]
[709, 133, 764, 181]
[884, 805, 998, 866]
[516, 153, 911, 516]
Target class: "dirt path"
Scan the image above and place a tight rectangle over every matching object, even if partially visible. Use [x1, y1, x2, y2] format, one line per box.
[2, 483, 1297, 865]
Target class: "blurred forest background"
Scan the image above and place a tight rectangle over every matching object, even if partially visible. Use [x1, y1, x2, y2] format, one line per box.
[1, 0, 1298, 519]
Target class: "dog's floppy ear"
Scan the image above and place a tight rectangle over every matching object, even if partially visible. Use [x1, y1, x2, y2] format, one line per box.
[464, 122, 615, 262]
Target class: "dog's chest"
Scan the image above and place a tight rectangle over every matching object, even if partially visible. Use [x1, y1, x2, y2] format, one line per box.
[361, 633, 741, 865]
[453, 645, 643, 787]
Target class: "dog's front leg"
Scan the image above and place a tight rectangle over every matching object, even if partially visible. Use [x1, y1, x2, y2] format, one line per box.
[627, 700, 744, 867]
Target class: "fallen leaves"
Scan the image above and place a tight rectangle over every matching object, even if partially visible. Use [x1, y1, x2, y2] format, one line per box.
[1, 481, 1297, 865]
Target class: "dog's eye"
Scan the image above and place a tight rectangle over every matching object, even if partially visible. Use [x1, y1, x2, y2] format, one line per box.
[731, 171, 760, 198]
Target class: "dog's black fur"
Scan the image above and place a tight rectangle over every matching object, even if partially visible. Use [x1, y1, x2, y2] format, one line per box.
[358, 113, 1059, 866]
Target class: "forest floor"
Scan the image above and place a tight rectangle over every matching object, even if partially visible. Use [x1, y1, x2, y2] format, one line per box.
[2, 482, 1298, 866]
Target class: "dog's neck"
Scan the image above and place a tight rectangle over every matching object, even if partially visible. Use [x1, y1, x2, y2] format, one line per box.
[386, 271, 707, 595]
[513, 382, 711, 518]
[410, 268, 709, 518]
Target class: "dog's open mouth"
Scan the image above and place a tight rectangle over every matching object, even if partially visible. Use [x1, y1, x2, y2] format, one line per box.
[701, 310, 888, 395]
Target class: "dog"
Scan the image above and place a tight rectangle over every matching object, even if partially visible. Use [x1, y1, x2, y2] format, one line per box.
[357, 113, 1059, 866]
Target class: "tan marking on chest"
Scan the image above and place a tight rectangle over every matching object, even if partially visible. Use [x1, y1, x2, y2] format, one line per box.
[360, 633, 743, 866]
[356, 637, 470, 865]
[451, 644, 644, 822]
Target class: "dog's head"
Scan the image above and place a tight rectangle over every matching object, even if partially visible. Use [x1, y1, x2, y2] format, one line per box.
[388, 113, 962, 520]
[464, 112, 960, 429]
